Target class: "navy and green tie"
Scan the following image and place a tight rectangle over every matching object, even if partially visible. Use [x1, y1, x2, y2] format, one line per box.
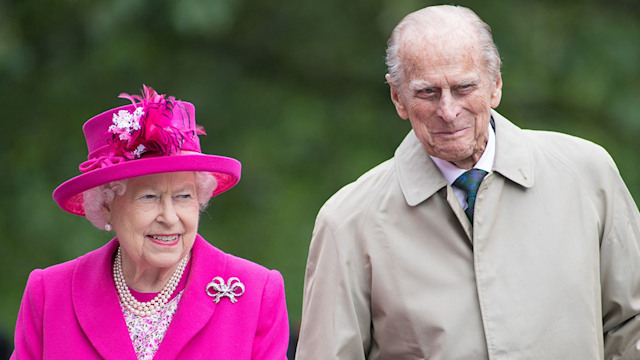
[453, 169, 488, 222]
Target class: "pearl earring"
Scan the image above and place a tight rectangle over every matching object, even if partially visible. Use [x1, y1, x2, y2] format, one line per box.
[105, 222, 113, 231]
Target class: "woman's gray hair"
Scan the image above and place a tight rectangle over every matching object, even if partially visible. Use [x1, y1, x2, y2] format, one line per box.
[83, 172, 218, 230]
[385, 5, 502, 87]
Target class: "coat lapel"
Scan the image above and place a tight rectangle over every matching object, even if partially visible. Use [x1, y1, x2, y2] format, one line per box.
[72, 239, 137, 359]
[491, 110, 534, 189]
[395, 130, 449, 207]
[154, 235, 228, 358]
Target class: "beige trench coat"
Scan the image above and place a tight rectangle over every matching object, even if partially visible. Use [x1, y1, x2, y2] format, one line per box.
[296, 111, 640, 359]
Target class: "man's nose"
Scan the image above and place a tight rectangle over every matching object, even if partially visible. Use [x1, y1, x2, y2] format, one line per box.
[436, 90, 461, 122]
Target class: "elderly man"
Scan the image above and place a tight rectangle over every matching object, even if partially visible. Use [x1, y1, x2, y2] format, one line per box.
[296, 5, 640, 359]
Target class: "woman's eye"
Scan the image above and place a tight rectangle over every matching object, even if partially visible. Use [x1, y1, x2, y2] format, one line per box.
[177, 194, 193, 199]
[140, 194, 156, 200]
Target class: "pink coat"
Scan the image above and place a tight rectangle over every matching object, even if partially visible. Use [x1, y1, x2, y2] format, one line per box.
[11, 235, 289, 359]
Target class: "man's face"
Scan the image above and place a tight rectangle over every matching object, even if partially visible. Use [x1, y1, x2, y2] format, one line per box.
[387, 35, 502, 169]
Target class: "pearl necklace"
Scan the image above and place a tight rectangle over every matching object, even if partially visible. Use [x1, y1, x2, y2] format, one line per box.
[112, 246, 188, 317]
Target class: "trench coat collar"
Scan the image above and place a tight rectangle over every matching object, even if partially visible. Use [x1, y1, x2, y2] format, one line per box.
[490, 110, 535, 189]
[396, 110, 534, 207]
[395, 129, 448, 207]
[72, 235, 227, 359]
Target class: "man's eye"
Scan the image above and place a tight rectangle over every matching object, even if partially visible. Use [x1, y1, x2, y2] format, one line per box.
[417, 88, 437, 98]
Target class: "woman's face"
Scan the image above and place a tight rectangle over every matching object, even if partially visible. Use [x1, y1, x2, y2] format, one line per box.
[104, 171, 200, 270]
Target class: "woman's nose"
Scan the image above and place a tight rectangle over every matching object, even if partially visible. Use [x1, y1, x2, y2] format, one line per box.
[157, 198, 179, 225]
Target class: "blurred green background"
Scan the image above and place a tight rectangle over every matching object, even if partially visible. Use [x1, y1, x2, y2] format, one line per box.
[1, 0, 639, 354]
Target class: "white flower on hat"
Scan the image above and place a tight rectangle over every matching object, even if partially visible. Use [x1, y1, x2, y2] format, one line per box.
[132, 144, 146, 158]
[109, 108, 145, 141]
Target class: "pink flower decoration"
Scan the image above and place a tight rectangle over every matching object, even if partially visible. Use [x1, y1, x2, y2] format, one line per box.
[107, 85, 205, 160]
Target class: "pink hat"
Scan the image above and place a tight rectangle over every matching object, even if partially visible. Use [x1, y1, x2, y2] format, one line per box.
[53, 85, 241, 216]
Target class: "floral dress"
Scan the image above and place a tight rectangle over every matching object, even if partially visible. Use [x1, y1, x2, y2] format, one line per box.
[121, 292, 183, 360]
[119, 261, 190, 360]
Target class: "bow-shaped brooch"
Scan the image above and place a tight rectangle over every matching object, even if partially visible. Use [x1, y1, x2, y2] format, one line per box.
[206, 277, 245, 304]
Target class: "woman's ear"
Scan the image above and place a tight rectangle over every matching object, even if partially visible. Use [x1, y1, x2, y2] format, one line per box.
[101, 202, 112, 224]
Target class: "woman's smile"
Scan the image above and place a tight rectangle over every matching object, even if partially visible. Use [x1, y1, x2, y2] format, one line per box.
[148, 234, 181, 246]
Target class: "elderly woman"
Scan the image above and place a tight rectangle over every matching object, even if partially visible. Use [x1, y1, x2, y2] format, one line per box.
[11, 86, 289, 359]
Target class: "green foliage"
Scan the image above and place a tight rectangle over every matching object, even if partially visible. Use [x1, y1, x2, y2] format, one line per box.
[1, 0, 639, 348]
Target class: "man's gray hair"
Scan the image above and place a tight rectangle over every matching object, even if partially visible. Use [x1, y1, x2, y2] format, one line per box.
[385, 5, 502, 87]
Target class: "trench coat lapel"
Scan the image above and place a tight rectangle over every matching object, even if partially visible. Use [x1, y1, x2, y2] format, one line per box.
[395, 130, 472, 240]
[154, 235, 228, 358]
[395, 130, 448, 207]
[72, 239, 137, 359]
[491, 110, 534, 189]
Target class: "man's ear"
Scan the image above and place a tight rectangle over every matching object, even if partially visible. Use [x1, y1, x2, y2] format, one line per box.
[490, 75, 503, 109]
[386, 74, 409, 120]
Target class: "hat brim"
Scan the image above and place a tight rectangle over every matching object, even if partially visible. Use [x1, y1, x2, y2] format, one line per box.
[53, 154, 241, 216]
